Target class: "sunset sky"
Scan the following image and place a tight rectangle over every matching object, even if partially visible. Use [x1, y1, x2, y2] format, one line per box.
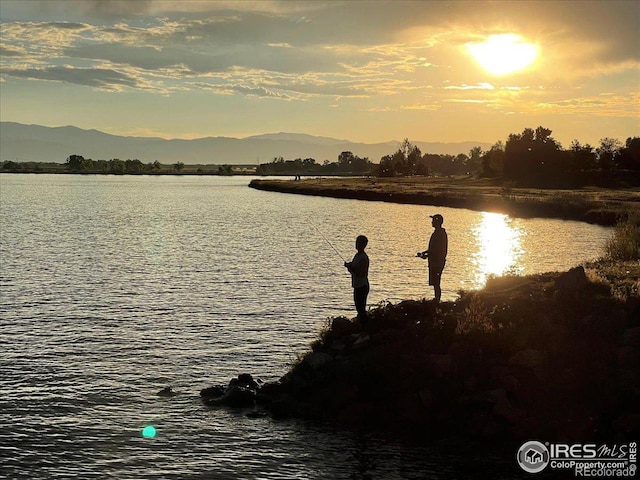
[1, 0, 638, 147]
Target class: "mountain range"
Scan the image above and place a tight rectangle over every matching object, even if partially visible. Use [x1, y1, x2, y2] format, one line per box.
[0, 122, 491, 164]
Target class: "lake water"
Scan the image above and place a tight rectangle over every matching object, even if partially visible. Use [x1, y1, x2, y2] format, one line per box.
[0, 174, 612, 479]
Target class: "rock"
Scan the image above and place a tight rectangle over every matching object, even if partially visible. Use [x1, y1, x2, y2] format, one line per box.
[508, 349, 547, 369]
[418, 388, 435, 408]
[200, 385, 226, 406]
[612, 413, 640, 438]
[237, 373, 259, 389]
[246, 411, 269, 419]
[616, 346, 640, 367]
[395, 394, 428, 426]
[331, 316, 356, 337]
[200, 385, 225, 400]
[336, 401, 375, 426]
[469, 411, 503, 438]
[157, 386, 177, 397]
[622, 327, 640, 347]
[463, 376, 479, 392]
[222, 385, 256, 407]
[429, 354, 453, 378]
[258, 381, 283, 396]
[201, 374, 262, 408]
[488, 390, 524, 423]
[303, 352, 333, 370]
[352, 334, 370, 348]
[489, 366, 519, 394]
[329, 340, 347, 352]
[318, 383, 358, 411]
[616, 347, 640, 388]
[554, 266, 587, 290]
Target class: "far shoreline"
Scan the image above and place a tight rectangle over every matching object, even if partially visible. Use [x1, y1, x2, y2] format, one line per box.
[249, 176, 640, 227]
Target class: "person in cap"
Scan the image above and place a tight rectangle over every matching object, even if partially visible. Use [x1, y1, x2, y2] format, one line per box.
[417, 214, 448, 303]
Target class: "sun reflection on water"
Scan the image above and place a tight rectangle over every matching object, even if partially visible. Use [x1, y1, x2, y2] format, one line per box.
[472, 212, 524, 288]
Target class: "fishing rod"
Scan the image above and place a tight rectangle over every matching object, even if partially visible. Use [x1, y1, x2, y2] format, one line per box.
[308, 219, 346, 262]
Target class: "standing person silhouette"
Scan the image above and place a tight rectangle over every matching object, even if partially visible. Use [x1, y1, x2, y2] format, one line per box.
[417, 214, 448, 303]
[345, 235, 370, 327]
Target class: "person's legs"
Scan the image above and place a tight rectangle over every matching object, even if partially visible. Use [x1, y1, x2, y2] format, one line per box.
[429, 264, 444, 303]
[433, 283, 441, 303]
[354, 285, 369, 325]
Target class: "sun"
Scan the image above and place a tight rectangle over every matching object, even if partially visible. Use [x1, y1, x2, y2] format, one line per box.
[466, 34, 538, 75]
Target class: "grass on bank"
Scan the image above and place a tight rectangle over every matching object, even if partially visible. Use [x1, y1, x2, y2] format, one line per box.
[250, 176, 640, 226]
[604, 213, 640, 261]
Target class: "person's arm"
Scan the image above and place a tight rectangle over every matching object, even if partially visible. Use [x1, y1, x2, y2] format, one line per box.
[347, 253, 366, 274]
[345, 254, 356, 271]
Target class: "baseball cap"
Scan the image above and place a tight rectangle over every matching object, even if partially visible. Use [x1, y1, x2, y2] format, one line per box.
[430, 214, 444, 223]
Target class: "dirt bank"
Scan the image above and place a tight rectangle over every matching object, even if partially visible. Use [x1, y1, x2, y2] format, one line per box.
[249, 177, 640, 226]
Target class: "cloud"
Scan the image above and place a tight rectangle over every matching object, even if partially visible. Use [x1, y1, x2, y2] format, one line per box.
[0, 45, 24, 57]
[193, 82, 294, 99]
[534, 92, 640, 117]
[1, 66, 140, 90]
[1, 0, 637, 103]
[41, 21, 89, 30]
[400, 103, 440, 111]
[445, 83, 495, 91]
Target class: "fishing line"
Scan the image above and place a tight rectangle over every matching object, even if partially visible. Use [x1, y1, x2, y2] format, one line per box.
[307, 218, 346, 262]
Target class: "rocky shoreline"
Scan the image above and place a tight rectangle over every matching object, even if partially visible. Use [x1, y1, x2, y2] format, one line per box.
[248, 178, 639, 226]
[200, 266, 639, 442]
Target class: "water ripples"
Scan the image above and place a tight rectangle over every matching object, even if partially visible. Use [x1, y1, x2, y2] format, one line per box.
[0, 175, 610, 479]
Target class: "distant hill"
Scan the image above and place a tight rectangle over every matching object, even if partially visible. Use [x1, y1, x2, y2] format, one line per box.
[0, 122, 491, 164]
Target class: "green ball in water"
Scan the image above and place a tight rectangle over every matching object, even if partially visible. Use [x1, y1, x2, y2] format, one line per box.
[142, 425, 156, 438]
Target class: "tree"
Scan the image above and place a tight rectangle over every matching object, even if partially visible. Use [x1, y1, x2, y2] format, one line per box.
[454, 153, 469, 173]
[597, 137, 622, 173]
[467, 146, 483, 173]
[617, 137, 640, 171]
[2, 160, 20, 171]
[302, 158, 317, 170]
[479, 142, 504, 177]
[351, 155, 371, 173]
[569, 140, 597, 171]
[125, 159, 144, 173]
[414, 155, 430, 175]
[174, 161, 185, 172]
[406, 144, 422, 174]
[503, 126, 562, 184]
[218, 164, 233, 175]
[95, 159, 109, 173]
[378, 154, 395, 177]
[66, 154, 85, 171]
[109, 158, 125, 174]
[338, 151, 355, 169]
[390, 150, 407, 175]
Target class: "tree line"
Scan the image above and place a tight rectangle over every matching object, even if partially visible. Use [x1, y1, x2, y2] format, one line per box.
[479, 128, 639, 186]
[3, 126, 638, 186]
[64, 155, 191, 174]
[371, 129, 639, 186]
[256, 127, 639, 186]
[255, 151, 373, 175]
[1, 155, 241, 175]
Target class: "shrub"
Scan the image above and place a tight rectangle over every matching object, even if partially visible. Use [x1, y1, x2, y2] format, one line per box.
[456, 293, 493, 334]
[604, 214, 640, 261]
